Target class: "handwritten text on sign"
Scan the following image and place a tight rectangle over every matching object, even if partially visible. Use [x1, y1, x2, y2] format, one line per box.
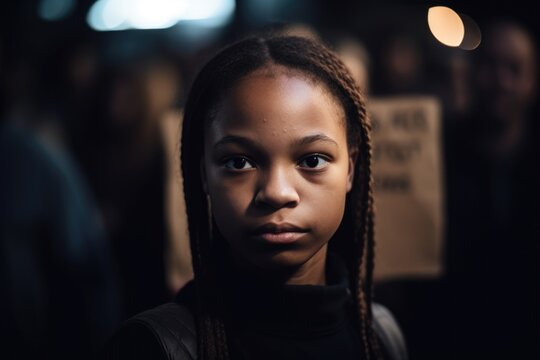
[369, 97, 444, 281]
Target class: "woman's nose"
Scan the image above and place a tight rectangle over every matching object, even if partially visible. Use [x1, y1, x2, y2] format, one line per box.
[254, 167, 300, 209]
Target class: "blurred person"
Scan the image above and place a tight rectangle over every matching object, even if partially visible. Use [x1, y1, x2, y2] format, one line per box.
[71, 53, 186, 318]
[444, 19, 539, 358]
[37, 32, 101, 152]
[470, 21, 537, 159]
[374, 33, 426, 95]
[0, 121, 122, 360]
[334, 36, 371, 95]
[0, 9, 121, 360]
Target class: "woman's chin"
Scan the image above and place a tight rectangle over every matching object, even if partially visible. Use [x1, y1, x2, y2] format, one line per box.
[243, 248, 322, 275]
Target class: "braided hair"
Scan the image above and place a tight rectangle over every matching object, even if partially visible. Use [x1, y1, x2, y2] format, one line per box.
[181, 35, 380, 360]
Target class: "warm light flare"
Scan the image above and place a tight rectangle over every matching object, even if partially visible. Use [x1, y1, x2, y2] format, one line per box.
[428, 6, 465, 47]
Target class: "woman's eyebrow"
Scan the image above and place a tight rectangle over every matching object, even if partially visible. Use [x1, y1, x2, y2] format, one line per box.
[294, 134, 339, 148]
[213, 135, 260, 151]
[213, 133, 338, 151]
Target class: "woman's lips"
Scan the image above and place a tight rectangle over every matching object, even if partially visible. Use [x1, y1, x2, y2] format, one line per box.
[256, 231, 306, 244]
[251, 223, 308, 245]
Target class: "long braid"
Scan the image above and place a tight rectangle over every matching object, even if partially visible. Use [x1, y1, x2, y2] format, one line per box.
[339, 60, 380, 360]
[312, 49, 375, 357]
[339, 54, 381, 360]
[181, 66, 232, 360]
[337, 63, 380, 358]
[181, 35, 381, 360]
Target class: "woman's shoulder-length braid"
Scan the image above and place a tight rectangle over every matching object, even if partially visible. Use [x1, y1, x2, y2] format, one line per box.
[181, 35, 379, 360]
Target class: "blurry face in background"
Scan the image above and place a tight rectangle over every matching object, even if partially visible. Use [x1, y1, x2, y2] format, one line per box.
[107, 60, 179, 137]
[203, 66, 355, 277]
[383, 36, 421, 88]
[338, 40, 370, 94]
[475, 24, 537, 124]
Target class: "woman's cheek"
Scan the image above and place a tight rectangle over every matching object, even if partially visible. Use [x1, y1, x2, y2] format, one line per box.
[312, 177, 348, 232]
[210, 177, 251, 218]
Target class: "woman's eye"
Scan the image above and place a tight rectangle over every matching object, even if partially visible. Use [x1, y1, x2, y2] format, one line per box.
[298, 155, 329, 169]
[223, 157, 255, 170]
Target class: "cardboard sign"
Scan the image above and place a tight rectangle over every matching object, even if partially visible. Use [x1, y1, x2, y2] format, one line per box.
[368, 97, 444, 281]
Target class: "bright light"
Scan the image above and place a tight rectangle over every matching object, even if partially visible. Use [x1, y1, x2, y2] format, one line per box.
[87, 0, 128, 31]
[102, 0, 129, 30]
[87, 0, 235, 31]
[428, 6, 465, 47]
[129, 0, 183, 29]
[38, 0, 76, 21]
[183, 0, 233, 20]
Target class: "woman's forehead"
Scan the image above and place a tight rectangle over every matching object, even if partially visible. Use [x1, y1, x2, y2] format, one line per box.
[240, 64, 333, 98]
[205, 71, 347, 151]
[217, 69, 344, 126]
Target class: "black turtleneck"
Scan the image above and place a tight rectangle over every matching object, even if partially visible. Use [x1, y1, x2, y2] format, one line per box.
[103, 254, 366, 360]
[228, 255, 361, 359]
[178, 253, 363, 360]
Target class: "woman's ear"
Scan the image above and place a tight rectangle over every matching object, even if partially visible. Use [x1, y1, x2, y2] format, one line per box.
[346, 149, 358, 192]
[200, 160, 208, 194]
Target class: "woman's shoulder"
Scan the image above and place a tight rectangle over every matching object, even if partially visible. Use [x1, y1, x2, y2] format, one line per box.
[102, 284, 197, 360]
[372, 303, 408, 360]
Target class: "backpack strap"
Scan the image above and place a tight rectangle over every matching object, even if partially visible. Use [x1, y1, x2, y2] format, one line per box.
[126, 302, 197, 360]
[372, 303, 408, 360]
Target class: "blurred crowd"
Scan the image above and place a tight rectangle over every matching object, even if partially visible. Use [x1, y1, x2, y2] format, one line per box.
[1, 1, 539, 359]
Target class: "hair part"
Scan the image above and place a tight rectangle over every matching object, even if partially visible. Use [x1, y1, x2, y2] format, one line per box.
[181, 35, 380, 360]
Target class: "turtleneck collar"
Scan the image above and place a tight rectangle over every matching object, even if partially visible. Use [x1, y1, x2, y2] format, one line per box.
[219, 253, 353, 338]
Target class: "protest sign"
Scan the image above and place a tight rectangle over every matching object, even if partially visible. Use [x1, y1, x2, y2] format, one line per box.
[369, 96, 444, 280]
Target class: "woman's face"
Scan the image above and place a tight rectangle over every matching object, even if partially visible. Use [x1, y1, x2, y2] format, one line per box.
[203, 66, 355, 277]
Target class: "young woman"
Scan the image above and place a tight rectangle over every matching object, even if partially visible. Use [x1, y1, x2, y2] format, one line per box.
[103, 35, 406, 360]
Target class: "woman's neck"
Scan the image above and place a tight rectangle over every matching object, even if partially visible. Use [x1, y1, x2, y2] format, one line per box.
[286, 245, 328, 286]
[227, 244, 329, 286]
